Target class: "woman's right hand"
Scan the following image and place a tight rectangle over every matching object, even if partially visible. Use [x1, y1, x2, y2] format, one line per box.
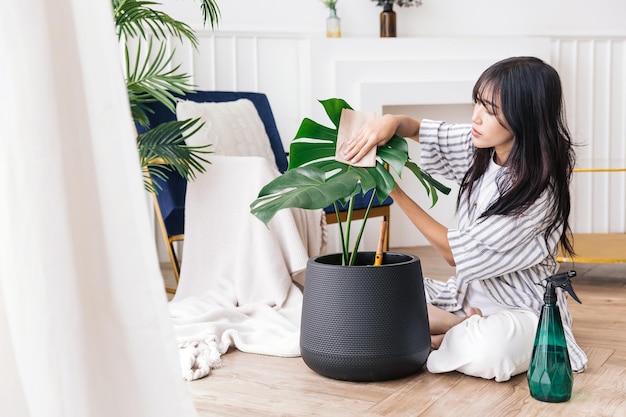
[341, 114, 399, 165]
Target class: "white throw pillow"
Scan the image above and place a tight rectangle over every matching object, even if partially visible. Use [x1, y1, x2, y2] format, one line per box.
[176, 98, 277, 169]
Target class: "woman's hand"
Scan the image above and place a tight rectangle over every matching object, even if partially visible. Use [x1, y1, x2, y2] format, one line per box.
[341, 114, 399, 164]
[341, 114, 421, 165]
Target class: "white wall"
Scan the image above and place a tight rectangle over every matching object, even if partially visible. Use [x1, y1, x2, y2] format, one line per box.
[152, 0, 626, 256]
[161, 0, 626, 38]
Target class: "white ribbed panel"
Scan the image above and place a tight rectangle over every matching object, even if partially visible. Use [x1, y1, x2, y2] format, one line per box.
[552, 39, 626, 234]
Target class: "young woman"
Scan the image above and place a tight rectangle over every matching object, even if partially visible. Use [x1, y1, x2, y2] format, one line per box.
[342, 56, 587, 382]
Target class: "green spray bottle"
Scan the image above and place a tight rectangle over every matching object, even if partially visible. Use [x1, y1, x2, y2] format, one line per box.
[527, 270, 581, 403]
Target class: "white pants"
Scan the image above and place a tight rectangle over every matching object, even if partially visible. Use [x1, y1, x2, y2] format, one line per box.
[427, 310, 539, 382]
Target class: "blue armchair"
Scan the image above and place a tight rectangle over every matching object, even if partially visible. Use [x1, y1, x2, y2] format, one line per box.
[139, 91, 392, 292]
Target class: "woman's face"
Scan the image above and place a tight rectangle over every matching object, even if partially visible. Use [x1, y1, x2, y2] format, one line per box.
[471, 89, 515, 165]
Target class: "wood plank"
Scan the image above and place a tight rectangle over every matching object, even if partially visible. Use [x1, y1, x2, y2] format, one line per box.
[365, 372, 462, 416]
[418, 374, 533, 417]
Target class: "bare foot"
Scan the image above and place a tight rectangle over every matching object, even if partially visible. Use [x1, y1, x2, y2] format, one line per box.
[431, 334, 444, 350]
[465, 306, 483, 317]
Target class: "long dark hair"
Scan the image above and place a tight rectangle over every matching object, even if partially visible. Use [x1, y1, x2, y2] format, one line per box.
[459, 56, 576, 257]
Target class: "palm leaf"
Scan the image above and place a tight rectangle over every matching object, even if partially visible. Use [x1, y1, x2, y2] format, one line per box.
[138, 118, 212, 191]
[199, 0, 220, 29]
[126, 39, 194, 127]
[113, 0, 199, 47]
[112, 0, 220, 193]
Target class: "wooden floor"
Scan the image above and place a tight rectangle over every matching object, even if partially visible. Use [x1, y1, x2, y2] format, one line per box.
[162, 246, 626, 417]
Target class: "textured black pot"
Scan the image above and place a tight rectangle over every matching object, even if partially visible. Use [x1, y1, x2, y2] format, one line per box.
[300, 252, 430, 381]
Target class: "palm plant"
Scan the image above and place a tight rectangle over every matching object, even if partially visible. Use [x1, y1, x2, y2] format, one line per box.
[250, 98, 450, 266]
[112, 0, 220, 191]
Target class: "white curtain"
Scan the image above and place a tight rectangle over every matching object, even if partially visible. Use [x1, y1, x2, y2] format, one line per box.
[0, 1, 196, 416]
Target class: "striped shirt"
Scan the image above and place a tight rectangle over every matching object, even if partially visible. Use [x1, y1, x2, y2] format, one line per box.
[419, 119, 588, 372]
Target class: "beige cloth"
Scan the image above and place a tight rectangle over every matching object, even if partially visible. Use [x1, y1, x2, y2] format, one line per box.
[169, 155, 326, 380]
[334, 108, 378, 167]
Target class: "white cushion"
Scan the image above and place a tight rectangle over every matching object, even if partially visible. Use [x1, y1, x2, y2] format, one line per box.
[176, 98, 277, 169]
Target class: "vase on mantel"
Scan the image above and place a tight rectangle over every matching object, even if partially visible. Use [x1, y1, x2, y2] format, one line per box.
[326, 8, 341, 38]
[380, 2, 396, 37]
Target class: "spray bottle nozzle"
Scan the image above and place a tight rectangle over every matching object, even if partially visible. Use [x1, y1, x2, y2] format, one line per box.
[545, 270, 582, 304]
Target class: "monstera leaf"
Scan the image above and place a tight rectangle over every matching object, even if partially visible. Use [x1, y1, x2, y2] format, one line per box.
[250, 98, 450, 265]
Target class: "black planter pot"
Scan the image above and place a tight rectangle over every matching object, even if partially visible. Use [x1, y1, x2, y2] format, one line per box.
[300, 252, 430, 381]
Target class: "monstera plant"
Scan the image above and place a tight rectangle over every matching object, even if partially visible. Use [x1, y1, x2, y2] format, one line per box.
[112, 0, 220, 191]
[250, 98, 450, 266]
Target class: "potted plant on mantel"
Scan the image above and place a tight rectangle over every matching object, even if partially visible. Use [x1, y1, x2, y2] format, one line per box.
[112, 0, 219, 191]
[250, 98, 451, 382]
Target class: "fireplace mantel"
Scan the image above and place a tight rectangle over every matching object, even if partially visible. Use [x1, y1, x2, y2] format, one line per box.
[308, 36, 552, 119]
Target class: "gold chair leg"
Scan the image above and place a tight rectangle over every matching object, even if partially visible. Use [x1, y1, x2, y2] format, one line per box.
[164, 236, 183, 294]
[148, 182, 182, 295]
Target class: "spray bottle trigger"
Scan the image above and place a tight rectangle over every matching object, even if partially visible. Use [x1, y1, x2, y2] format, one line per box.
[554, 270, 582, 304]
[547, 270, 582, 304]
[563, 281, 582, 304]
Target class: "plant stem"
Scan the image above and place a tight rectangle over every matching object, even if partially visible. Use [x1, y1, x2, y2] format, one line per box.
[332, 201, 349, 265]
[348, 191, 376, 265]
[344, 196, 355, 265]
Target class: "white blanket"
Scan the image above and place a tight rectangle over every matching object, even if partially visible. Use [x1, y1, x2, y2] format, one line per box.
[168, 155, 326, 381]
